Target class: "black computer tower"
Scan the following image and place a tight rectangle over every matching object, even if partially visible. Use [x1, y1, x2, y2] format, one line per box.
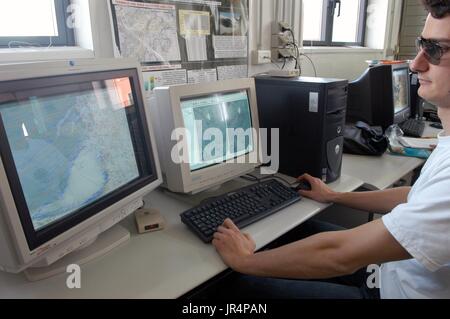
[255, 76, 348, 183]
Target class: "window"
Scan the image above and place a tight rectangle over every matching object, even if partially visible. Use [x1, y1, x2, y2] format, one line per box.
[303, 0, 368, 46]
[0, 0, 74, 48]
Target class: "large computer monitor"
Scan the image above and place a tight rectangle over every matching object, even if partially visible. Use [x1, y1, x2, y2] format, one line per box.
[347, 63, 411, 130]
[0, 59, 162, 280]
[153, 79, 260, 194]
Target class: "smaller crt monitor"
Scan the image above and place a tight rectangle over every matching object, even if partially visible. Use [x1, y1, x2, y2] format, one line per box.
[347, 63, 411, 130]
[0, 59, 162, 280]
[153, 79, 260, 194]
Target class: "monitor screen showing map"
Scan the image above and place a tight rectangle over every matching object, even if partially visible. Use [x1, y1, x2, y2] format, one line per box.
[181, 90, 254, 172]
[0, 76, 143, 232]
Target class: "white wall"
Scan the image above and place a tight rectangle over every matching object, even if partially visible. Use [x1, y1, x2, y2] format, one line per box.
[298, 49, 384, 81]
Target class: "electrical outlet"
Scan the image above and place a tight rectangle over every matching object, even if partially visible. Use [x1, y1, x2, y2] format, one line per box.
[252, 50, 272, 65]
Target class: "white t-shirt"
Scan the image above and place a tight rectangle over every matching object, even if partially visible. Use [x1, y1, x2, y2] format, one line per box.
[381, 131, 450, 299]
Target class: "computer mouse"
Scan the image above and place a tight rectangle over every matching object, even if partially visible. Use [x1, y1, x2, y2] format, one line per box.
[293, 181, 312, 192]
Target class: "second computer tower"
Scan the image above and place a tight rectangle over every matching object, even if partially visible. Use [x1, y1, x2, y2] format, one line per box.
[255, 76, 348, 183]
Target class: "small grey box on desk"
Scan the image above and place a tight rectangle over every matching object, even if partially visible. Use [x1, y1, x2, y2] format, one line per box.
[255, 76, 348, 183]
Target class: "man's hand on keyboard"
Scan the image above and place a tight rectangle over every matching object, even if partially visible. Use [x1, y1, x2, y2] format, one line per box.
[297, 174, 338, 204]
[213, 219, 256, 271]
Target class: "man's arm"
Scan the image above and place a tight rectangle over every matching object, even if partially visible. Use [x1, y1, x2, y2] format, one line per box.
[213, 218, 412, 280]
[298, 174, 411, 214]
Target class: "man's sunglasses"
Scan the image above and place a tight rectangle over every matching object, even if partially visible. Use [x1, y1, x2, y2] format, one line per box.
[415, 36, 450, 65]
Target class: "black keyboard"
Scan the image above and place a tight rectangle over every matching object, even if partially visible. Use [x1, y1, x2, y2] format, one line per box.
[399, 119, 426, 138]
[181, 179, 301, 243]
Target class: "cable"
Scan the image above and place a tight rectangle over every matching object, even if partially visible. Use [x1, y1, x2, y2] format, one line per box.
[245, 174, 297, 187]
[8, 38, 54, 49]
[299, 53, 317, 77]
[288, 29, 296, 45]
[8, 41, 42, 48]
[46, 36, 53, 49]
[292, 56, 299, 70]
[282, 57, 287, 70]
[286, 28, 300, 70]
[241, 175, 259, 182]
[270, 58, 282, 69]
[245, 174, 261, 181]
[285, 27, 317, 77]
[288, 42, 300, 69]
[263, 175, 298, 187]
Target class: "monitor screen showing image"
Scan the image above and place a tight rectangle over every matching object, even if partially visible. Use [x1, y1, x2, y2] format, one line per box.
[393, 68, 409, 114]
[181, 90, 254, 171]
[0, 77, 141, 232]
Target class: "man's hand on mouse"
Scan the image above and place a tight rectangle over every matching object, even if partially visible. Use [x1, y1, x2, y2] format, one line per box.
[296, 174, 339, 204]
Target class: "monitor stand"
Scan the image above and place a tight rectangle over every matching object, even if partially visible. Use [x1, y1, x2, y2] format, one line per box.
[24, 224, 130, 282]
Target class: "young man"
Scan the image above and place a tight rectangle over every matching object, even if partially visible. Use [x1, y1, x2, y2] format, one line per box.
[212, 0, 450, 299]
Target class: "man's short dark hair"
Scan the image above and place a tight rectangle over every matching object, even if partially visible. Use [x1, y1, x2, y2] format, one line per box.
[422, 0, 450, 18]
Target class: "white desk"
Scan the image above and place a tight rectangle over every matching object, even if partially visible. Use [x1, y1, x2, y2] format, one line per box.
[341, 120, 440, 191]
[422, 120, 443, 138]
[0, 174, 363, 299]
[342, 153, 425, 190]
[0, 147, 432, 299]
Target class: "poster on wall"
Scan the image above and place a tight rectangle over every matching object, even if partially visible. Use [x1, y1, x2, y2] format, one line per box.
[109, 0, 249, 85]
[112, 0, 181, 63]
[142, 68, 187, 96]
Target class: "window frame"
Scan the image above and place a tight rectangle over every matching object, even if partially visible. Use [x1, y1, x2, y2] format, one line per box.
[0, 0, 75, 48]
[303, 0, 368, 47]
